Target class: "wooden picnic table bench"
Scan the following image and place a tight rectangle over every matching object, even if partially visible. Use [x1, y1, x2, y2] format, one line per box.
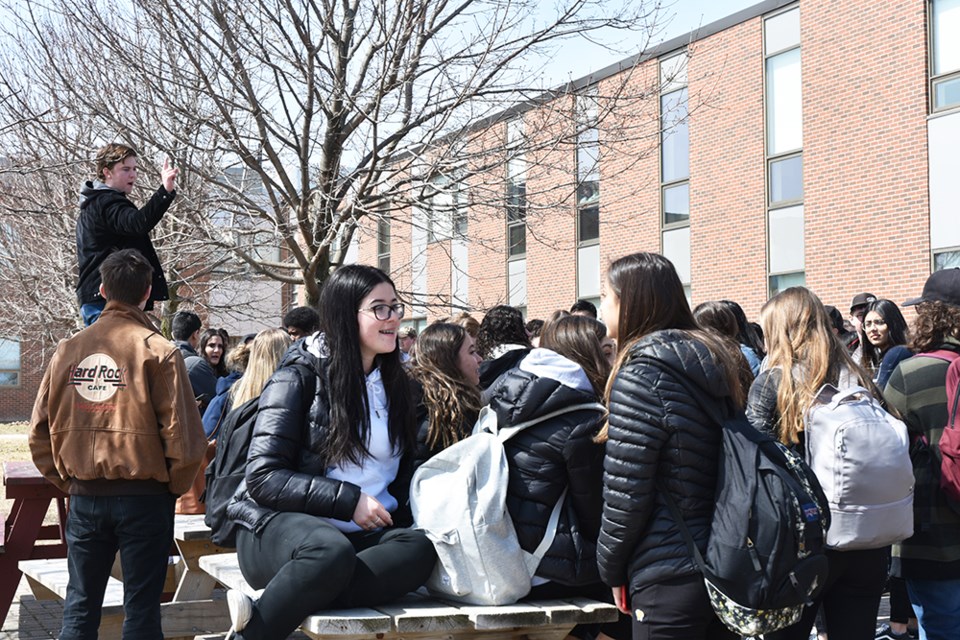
[18, 514, 232, 639]
[200, 552, 618, 640]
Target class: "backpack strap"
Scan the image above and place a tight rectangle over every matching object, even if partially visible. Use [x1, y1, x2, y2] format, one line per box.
[494, 402, 606, 443]
[523, 487, 569, 577]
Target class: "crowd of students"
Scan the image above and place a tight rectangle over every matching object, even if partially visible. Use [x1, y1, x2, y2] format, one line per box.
[188, 256, 958, 640]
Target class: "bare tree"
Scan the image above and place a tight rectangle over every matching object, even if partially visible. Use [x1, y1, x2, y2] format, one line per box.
[0, 0, 681, 322]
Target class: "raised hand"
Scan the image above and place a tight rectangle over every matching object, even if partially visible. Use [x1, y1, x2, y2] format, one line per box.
[161, 157, 179, 193]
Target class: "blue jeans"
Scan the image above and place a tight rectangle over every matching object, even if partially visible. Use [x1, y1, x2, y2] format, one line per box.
[80, 301, 106, 326]
[907, 577, 960, 640]
[60, 493, 176, 640]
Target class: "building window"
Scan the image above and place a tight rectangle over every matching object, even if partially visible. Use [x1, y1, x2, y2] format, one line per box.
[932, 0, 960, 111]
[765, 6, 804, 296]
[506, 119, 527, 258]
[935, 248, 960, 270]
[377, 216, 391, 273]
[0, 338, 20, 387]
[576, 91, 602, 302]
[576, 93, 600, 245]
[659, 51, 692, 294]
[425, 173, 458, 243]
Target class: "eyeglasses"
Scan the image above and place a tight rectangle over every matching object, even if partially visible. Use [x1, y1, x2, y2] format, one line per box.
[862, 319, 887, 329]
[359, 303, 406, 321]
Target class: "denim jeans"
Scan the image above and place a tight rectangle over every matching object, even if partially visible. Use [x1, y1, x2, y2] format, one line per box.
[906, 577, 960, 640]
[60, 493, 176, 640]
[80, 301, 106, 326]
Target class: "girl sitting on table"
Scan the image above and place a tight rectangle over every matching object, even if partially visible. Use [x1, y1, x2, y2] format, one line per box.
[224, 265, 436, 640]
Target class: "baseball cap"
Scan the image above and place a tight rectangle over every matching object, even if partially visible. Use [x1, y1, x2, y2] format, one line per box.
[849, 292, 877, 312]
[903, 268, 960, 307]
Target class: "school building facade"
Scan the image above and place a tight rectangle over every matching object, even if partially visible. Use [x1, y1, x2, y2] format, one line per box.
[355, 0, 960, 328]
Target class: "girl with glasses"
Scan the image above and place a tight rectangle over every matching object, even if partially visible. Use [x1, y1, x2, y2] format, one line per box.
[223, 264, 435, 640]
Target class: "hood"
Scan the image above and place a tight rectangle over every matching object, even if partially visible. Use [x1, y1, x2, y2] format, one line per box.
[277, 332, 324, 375]
[79, 180, 125, 209]
[486, 348, 599, 427]
[628, 329, 734, 407]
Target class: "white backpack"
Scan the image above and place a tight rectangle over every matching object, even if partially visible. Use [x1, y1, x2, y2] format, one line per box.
[410, 402, 604, 605]
[804, 385, 914, 550]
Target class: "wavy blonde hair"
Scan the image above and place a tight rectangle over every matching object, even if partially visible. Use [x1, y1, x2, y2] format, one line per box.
[229, 328, 292, 406]
[761, 287, 874, 444]
[411, 323, 481, 451]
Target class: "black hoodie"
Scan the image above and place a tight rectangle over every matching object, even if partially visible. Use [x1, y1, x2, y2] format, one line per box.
[76, 181, 174, 309]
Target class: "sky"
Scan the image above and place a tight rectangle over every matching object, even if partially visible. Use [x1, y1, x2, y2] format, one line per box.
[538, 0, 762, 86]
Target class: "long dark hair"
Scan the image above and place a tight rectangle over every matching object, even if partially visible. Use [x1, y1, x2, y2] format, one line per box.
[539, 314, 611, 398]
[860, 299, 909, 370]
[318, 264, 415, 465]
[604, 252, 746, 408]
[720, 299, 766, 358]
[412, 323, 481, 451]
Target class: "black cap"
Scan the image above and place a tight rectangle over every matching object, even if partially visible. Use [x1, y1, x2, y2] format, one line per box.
[904, 268, 960, 307]
[849, 292, 877, 312]
[243, 333, 257, 344]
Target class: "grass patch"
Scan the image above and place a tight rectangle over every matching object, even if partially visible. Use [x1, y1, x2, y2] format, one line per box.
[0, 421, 29, 435]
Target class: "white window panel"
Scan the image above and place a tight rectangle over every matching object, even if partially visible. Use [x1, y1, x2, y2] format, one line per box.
[660, 52, 688, 92]
[508, 258, 527, 308]
[929, 111, 960, 251]
[452, 236, 469, 312]
[578, 244, 601, 298]
[934, 0, 960, 75]
[662, 226, 691, 284]
[768, 205, 805, 274]
[764, 7, 800, 56]
[767, 48, 803, 155]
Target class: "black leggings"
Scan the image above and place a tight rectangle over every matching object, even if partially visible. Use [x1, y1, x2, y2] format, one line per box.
[629, 574, 738, 640]
[235, 512, 436, 640]
[764, 547, 887, 640]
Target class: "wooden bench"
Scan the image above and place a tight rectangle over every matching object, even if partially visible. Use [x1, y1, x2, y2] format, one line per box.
[16, 515, 232, 640]
[18, 557, 230, 640]
[200, 552, 618, 640]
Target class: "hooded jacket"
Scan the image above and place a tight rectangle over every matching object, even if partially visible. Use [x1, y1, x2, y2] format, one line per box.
[76, 181, 174, 309]
[29, 300, 206, 496]
[227, 337, 416, 535]
[485, 348, 606, 586]
[597, 329, 734, 594]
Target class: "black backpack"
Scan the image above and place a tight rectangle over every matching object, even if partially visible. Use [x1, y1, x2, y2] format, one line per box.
[654, 362, 830, 637]
[204, 363, 314, 547]
[203, 395, 262, 547]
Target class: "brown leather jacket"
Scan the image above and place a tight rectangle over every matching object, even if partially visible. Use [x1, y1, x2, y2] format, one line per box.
[30, 301, 206, 496]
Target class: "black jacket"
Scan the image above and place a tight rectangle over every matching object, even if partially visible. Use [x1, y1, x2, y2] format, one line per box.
[227, 340, 415, 534]
[76, 182, 174, 309]
[175, 341, 218, 415]
[597, 330, 733, 593]
[485, 350, 606, 586]
[479, 347, 530, 391]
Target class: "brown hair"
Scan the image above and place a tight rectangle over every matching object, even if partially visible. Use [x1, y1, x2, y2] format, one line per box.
[412, 323, 481, 451]
[452, 312, 480, 338]
[597, 253, 746, 442]
[761, 287, 876, 444]
[909, 301, 960, 354]
[99, 249, 152, 305]
[539, 314, 611, 398]
[95, 143, 137, 181]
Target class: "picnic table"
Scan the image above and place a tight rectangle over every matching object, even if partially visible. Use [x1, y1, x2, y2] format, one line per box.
[1, 461, 68, 626]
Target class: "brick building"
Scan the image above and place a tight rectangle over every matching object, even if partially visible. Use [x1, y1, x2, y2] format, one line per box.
[356, 0, 960, 329]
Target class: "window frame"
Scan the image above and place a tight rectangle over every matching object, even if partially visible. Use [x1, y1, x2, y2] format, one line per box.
[0, 338, 21, 388]
[930, 0, 960, 112]
[376, 216, 391, 273]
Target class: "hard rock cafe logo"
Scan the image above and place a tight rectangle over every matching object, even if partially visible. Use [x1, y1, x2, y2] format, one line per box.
[68, 354, 126, 402]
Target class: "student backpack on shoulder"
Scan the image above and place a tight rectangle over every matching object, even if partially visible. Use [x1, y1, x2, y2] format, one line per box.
[204, 363, 314, 548]
[655, 362, 830, 638]
[804, 384, 914, 550]
[409, 402, 604, 606]
[203, 395, 261, 548]
[915, 350, 960, 511]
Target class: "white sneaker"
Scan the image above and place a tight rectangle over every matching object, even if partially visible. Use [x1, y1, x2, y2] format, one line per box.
[225, 589, 253, 639]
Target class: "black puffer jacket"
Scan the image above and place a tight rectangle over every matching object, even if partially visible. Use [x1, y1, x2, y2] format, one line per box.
[485, 349, 606, 586]
[597, 329, 733, 594]
[76, 182, 174, 309]
[227, 339, 415, 534]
